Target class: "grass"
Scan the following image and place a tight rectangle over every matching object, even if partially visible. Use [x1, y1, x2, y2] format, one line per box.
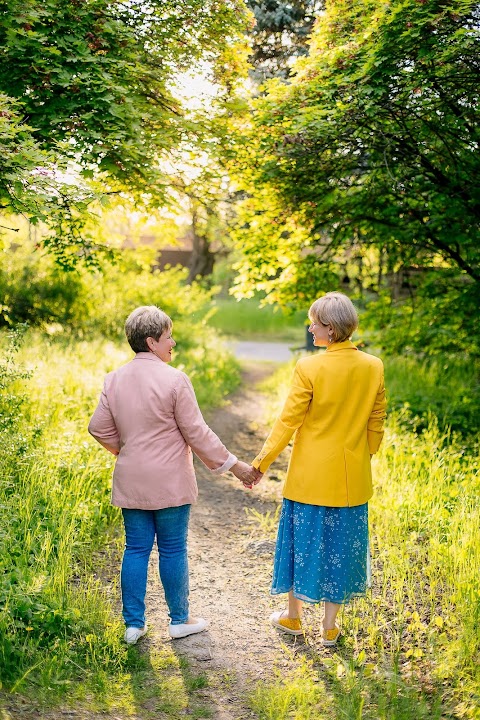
[0, 328, 240, 716]
[209, 297, 306, 343]
[248, 355, 480, 720]
[2, 316, 479, 719]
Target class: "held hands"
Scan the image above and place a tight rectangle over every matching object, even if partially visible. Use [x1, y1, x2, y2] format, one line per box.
[230, 461, 263, 489]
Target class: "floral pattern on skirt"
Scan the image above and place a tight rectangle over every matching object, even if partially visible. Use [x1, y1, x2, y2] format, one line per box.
[271, 498, 370, 604]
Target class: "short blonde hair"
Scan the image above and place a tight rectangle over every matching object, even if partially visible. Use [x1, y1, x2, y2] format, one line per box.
[309, 292, 358, 343]
[125, 306, 172, 353]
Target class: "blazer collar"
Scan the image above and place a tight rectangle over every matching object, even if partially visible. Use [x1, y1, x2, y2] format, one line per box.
[133, 351, 163, 362]
[326, 340, 357, 353]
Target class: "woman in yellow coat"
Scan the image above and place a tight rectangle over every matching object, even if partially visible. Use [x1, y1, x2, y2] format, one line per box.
[252, 292, 386, 645]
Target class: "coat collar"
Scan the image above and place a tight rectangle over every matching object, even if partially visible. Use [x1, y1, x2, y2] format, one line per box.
[326, 340, 358, 353]
[133, 351, 163, 362]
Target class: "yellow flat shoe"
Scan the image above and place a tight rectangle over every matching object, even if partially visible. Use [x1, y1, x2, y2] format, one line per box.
[270, 610, 303, 636]
[322, 625, 340, 646]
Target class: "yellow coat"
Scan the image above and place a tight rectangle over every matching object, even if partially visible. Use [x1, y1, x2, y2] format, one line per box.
[252, 341, 386, 507]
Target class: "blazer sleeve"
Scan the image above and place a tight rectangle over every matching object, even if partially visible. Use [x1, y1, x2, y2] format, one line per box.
[252, 361, 313, 473]
[88, 383, 121, 453]
[173, 375, 237, 473]
[367, 368, 387, 454]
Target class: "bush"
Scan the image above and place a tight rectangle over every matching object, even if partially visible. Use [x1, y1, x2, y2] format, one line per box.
[384, 355, 480, 437]
[359, 272, 480, 359]
[0, 242, 211, 340]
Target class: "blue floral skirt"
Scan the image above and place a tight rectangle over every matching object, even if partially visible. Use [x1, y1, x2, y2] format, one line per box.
[271, 498, 370, 604]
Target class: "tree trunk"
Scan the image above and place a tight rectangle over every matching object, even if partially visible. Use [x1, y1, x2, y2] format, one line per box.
[187, 207, 215, 283]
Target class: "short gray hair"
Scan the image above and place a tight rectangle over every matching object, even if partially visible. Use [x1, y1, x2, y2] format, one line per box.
[309, 292, 358, 343]
[124, 306, 172, 353]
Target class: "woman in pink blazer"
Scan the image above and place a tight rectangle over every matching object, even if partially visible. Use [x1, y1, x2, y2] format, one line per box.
[89, 305, 255, 644]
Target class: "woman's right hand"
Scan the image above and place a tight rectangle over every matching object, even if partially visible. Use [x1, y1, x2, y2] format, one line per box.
[230, 461, 262, 488]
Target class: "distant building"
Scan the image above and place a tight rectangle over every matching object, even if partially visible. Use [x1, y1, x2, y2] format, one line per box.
[122, 231, 194, 270]
[157, 232, 193, 269]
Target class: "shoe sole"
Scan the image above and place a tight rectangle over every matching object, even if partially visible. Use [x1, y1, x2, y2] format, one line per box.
[322, 631, 340, 647]
[169, 624, 208, 639]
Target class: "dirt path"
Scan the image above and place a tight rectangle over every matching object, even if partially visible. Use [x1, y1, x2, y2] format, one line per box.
[142, 361, 300, 719]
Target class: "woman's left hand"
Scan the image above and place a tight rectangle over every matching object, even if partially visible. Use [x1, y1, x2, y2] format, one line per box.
[230, 461, 262, 488]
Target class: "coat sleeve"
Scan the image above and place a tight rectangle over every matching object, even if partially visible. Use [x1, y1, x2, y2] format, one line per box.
[252, 362, 313, 473]
[173, 375, 237, 473]
[367, 368, 387, 454]
[88, 383, 121, 453]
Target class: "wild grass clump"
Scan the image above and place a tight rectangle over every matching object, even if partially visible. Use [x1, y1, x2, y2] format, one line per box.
[349, 413, 479, 718]
[250, 658, 333, 719]
[0, 332, 129, 695]
[251, 354, 480, 719]
[0, 323, 239, 705]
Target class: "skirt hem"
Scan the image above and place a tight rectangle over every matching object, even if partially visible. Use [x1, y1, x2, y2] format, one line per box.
[271, 586, 370, 605]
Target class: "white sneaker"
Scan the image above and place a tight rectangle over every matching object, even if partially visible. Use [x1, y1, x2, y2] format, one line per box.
[168, 617, 208, 639]
[124, 625, 147, 645]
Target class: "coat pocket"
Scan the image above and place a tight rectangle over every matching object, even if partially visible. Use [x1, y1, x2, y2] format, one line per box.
[344, 447, 372, 501]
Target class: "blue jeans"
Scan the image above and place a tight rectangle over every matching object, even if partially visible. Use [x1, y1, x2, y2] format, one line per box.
[121, 505, 191, 628]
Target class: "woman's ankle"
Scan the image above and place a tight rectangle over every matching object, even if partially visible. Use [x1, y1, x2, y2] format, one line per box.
[283, 608, 302, 621]
[322, 618, 338, 631]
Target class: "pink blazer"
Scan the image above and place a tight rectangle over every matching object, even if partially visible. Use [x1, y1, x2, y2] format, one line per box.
[88, 352, 236, 509]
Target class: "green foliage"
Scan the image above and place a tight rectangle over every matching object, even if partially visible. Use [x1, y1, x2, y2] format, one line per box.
[0, 324, 33, 468]
[383, 354, 480, 437]
[0, 251, 85, 328]
[231, 0, 480, 353]
[0, 94, 47, 208]
[1, 252, 242, 410]
[360, 272, 480, 359]
[0, 0, 249, 192]
[0, 0, 251, 265]
[251, 0, 479, 276]
[0, 242, 199, 331]
[231, 189, 341, 307]
[0, 94, 111, 268]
